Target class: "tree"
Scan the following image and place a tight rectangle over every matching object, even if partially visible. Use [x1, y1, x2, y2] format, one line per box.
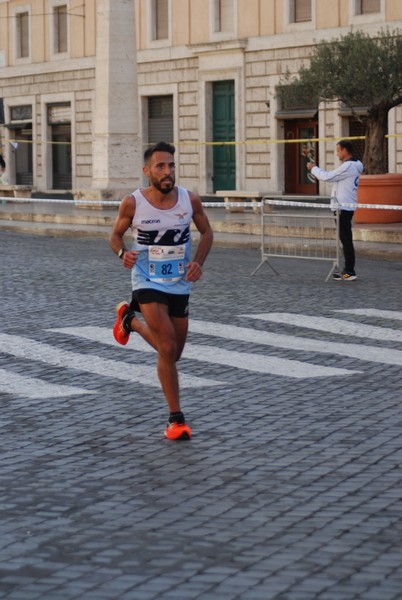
[278, 29, 402, 174]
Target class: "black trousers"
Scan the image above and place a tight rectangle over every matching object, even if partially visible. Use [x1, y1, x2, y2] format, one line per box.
[339, 210, 355, 272]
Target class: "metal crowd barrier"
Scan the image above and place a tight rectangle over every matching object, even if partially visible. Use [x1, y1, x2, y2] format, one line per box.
[250, 196, 339, 282]
[3, 196, 402, 284]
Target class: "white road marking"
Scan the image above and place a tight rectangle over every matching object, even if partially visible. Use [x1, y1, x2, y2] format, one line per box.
[336, 309, 402, 321]
[187, 320, 402, 367]
[50, 327, 362, 379]
[0, 334, 222, 388]
[0, 368, 92, 399]
[245, 313, 402, 343]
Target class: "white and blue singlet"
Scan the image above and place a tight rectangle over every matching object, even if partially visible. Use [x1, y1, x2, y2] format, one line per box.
[130, 186, 193, 295]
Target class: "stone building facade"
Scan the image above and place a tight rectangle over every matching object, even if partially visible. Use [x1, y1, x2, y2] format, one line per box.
[1, 0, 402, 199]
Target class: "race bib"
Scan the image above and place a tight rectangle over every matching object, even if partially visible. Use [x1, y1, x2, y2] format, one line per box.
[148, 245, 186, 283]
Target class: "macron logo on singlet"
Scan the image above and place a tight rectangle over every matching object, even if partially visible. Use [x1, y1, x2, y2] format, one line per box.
[141, 219, 161, 224]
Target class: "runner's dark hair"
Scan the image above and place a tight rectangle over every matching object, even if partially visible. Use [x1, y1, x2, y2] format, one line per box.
[144, 141, 175, 163]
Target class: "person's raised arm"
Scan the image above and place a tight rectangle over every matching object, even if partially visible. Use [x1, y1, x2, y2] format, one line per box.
[309, 161, 353, 182]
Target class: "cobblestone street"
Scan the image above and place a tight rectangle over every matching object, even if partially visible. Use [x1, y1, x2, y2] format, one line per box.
[1, 231, 402, 600]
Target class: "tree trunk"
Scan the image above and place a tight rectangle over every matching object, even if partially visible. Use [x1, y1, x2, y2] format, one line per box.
[362, 107, 389, 174]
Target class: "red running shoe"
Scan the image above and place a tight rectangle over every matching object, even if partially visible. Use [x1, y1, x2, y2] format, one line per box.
[113, 301, 131, 345]
[164, 422, 192, 441]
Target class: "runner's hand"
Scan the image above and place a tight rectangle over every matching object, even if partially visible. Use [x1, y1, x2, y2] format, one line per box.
[185, 261, 203, 282]
[122, 250, 139, 269]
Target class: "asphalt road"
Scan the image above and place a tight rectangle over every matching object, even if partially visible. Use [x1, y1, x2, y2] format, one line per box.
[1, 231, 402, 600]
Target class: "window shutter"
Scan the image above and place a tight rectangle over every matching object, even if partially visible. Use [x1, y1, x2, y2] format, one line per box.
[148, 96, 173, 144]
[48, 104, 71, 125]
[294, 0, 311, 22]
[156, 0, 168, 40]
[360, 0, 380, 14]
[55, 5, 68, 53]
[218, 0, 234, 32]
[18, 12, 29, 58]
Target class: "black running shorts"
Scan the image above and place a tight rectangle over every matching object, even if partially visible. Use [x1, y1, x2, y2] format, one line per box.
[131, 289, 189, 318]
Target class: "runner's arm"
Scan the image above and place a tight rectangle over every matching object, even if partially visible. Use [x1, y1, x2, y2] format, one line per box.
[186, 193, 213, 282]
[109, 195, 138, 268]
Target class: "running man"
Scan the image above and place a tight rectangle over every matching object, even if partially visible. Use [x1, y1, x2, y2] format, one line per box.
[110, 141, 213, 440]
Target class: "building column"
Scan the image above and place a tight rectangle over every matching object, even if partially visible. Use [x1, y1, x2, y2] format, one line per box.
[89, 0, 141, 200]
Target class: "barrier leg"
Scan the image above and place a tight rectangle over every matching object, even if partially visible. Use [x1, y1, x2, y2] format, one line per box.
[251, 257, 280, 276]
[325, 262, 337, 282]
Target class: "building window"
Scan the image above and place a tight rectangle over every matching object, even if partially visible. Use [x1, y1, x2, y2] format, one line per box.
[7, 104, 33, 186]
[54, 5, 68, 53]
[291, 0, 311, 22]
[356, 0, 380, 13]
[148, 96, 173, 144]
[151, 0, 168, 40]
[16, 11, 30, 58]
[48, 104, 72, 190]
[213, 0, 234, 33]
[11, 106, 32, 121]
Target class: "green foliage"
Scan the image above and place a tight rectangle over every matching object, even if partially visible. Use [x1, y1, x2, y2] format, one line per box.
[278, 29, 402, 173]
[279, 29, 402, 114]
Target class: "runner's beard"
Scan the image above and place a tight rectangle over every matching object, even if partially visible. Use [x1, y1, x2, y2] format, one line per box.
[152, 176, 175, 195]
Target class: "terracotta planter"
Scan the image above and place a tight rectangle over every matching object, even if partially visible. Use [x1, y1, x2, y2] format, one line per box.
[355, 173, 402, 224]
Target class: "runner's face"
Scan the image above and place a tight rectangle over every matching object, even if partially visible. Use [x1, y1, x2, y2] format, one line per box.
[145, 151, 176, 194]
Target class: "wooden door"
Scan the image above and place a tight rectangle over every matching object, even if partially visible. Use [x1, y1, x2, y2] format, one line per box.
[285, 120, 318, 194]
[212, 80, 235, 191]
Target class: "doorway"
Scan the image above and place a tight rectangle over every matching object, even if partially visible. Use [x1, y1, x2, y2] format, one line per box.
[148, 95, 173, 144]
[212, 80, 235, 191]
[284, 120, 318, 194]
[51, 124, 71, 190]
[13, 126, 33, 185]
[48, 104, 72, 190]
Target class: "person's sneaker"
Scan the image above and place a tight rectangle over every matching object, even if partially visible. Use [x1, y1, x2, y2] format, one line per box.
[333, 270, 357, 281]
[342, 271, 357, 281]
[113, 301, 133, 345]
[164, 421, 192, 440]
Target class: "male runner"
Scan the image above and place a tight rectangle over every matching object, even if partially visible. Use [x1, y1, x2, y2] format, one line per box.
[110, 141, 213, 440]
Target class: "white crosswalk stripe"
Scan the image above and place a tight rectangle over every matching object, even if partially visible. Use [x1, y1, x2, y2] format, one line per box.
[242, 313, 402, 343]
[50, 327, 361, 379]
[1, 309, 400, 401]
[0, 368, 92, 399]
[189, 319, 402, 367]
[0, 333, 222, 390]
[336, 308, 402, 321]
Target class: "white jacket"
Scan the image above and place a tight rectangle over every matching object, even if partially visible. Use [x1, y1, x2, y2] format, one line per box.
[311, 159, 364, 211]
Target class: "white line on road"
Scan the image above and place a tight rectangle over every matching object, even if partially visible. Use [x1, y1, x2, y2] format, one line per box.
[50, 327, 362, 379]
[244, 313, 402, 343]
[187, 320, 402, 367]
[0, 334, 222, 389]
[0, 368, 92, 399]
[335, 309, 402, 321]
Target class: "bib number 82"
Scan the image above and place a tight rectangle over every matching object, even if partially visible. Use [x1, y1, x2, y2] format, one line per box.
[161, 263, 173, 275]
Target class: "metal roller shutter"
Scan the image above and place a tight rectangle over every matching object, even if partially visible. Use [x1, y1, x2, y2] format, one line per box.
[148, 96, 173, 144]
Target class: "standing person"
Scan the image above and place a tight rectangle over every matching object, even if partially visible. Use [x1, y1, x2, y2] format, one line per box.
[110, 141, 213, 440]
[0, 154, 6, 183]
[307, 140, 363, 281]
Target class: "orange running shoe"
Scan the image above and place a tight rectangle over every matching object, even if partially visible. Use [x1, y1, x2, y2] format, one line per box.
[164, 422, 192, 441]
[113, 301, 131, 345]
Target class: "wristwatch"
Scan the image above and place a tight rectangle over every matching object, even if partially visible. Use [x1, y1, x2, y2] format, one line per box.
[117, 248, 126, 259]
